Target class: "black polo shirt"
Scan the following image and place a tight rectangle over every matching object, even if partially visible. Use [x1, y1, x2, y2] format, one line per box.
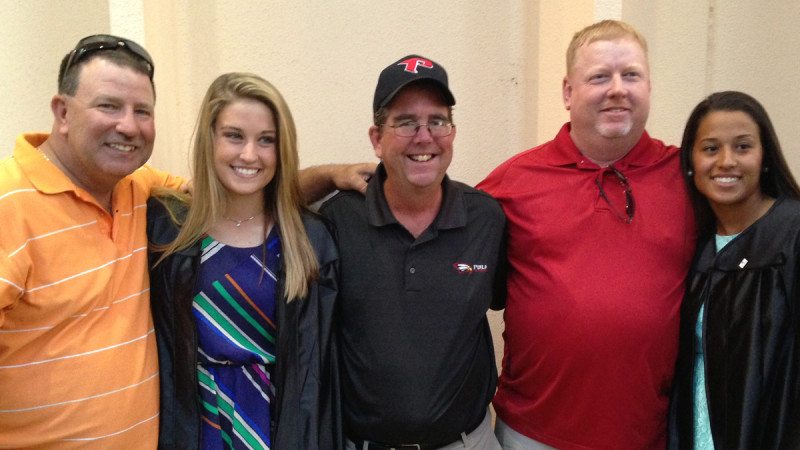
[319, 164, 506, 444]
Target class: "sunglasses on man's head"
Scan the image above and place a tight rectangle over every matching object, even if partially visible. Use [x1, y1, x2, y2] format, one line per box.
[60, 34, 154, 84]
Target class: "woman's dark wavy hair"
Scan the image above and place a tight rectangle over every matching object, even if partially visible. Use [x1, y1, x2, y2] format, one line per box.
[680, 90, 800, 236]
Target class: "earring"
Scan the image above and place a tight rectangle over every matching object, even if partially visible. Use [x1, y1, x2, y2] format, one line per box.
[763, 167, 769, 173]
[686, 170, 694, 176]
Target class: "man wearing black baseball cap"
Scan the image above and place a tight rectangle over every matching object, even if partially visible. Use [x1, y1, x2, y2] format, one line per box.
[320, 55, 506, 449]
[0, 34, 183, 447]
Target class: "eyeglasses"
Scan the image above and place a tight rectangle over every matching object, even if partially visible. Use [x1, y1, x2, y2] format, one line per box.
[595, 166, 635, 223]
[386, 119, 454, 137]
[60, 34, 154, 84]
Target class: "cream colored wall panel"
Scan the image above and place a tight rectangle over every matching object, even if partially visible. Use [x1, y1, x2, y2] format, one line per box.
[109, 0, 146, 43]
[137, 2, 534, 186]
[711, 1, 800, 175]
[0, 0, 110, 156]
[533, 0, 594, 145]
[141, 0, 218, 176]
[624, 0, 711, 147]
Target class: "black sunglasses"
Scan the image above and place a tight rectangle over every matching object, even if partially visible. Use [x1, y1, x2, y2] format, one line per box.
[60, 34, 154, 85]
[595, 166, 635, 224]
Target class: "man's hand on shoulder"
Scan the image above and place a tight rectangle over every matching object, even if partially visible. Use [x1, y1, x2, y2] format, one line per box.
[299, 163, 377, 204]
[332, 163, 375, 194]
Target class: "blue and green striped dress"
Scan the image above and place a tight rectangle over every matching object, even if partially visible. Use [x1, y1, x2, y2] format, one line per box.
[193, 231, 280, 449]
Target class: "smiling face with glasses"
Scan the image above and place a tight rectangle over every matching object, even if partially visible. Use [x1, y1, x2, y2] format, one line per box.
[386, 117, 454, 138]
[370, 83, 456, 195]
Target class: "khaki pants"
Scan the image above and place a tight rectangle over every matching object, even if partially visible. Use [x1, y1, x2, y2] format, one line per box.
[494, 418, 557, 450]
[346, 408, 501, 450]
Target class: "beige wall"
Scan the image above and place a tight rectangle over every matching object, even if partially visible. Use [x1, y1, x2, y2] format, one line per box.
[136, 1, 547, 182]
[0, 0, 110, 149]
[2, 1, 799, 371]
[4, 1, 796, 179]
[710, 1, 800, 170]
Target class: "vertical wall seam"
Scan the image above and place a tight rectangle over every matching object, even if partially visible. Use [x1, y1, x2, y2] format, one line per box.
[595, 0, 623, 20]
[107, 0, 146, 44]
[705, 0, 716, 92]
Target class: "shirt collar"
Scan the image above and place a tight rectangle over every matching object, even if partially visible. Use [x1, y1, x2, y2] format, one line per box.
[15, 133, 133, 214]
[365, 162, 467, 231]
[14, 134, 76, 195]
[544, 122, 666, 170]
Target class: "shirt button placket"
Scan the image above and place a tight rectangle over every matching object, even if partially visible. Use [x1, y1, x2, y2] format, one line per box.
[405, 248, 421, 291]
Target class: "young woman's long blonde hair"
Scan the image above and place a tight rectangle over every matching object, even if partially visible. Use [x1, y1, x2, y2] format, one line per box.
[156, 72, 318, 299]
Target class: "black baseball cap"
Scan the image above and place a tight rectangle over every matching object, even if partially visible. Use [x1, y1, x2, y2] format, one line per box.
[373, 54, 455, 113]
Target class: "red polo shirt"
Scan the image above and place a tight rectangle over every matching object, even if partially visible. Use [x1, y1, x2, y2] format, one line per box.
[478, 123, 696, 450]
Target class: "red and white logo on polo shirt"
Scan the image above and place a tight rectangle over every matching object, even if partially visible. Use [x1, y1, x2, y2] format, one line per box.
[454, 263, 488, 274]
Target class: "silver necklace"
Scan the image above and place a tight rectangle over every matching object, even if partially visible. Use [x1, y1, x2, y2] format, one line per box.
[223, 213, 260, 227]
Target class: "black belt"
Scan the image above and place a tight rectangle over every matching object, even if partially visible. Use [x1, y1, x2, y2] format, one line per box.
[350, 444, 440, 450]
[350, 416, 483, 450]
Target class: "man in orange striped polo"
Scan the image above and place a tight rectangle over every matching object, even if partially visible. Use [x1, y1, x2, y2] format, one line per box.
[0, 35, 182, 448]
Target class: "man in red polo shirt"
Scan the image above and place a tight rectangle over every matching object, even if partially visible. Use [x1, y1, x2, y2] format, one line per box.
[479, 20, 696, 449]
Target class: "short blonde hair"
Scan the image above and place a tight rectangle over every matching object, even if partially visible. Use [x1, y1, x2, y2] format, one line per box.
[566, 20, 648, 74]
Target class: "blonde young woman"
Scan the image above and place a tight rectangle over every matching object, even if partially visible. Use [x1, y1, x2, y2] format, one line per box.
[147, 73, 341, 449]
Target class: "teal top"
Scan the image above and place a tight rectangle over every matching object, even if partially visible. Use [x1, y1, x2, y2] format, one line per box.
[693, 233, 738, 449]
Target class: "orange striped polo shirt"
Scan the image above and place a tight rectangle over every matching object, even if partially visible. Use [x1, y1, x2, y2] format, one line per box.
[0, 134, 182, 448]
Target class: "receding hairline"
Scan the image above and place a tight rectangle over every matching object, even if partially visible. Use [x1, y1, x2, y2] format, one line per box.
[59, 51, 156, 99]
[566, 20, 649, 75]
